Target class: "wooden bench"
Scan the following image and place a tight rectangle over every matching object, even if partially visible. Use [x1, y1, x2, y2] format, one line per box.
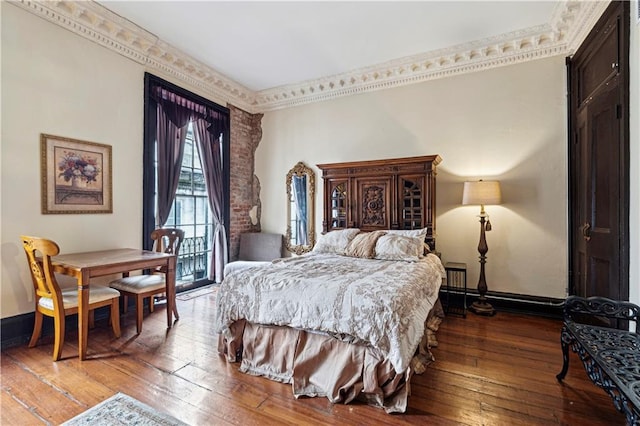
[556, 296, 640, 424]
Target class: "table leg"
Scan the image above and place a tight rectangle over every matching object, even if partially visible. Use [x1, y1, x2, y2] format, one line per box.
[166, 256, 177, 327]
[78, 271, 90, 360]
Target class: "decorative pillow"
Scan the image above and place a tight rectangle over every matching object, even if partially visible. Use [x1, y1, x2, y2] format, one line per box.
[374, 234, 423, 261]
[312, 228, 361, 255]
[344, 231, 387, 259]
[423, 242, 432, 255]
[387, 227, 428, 240]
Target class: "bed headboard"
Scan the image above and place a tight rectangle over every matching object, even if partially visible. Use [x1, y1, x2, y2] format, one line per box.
[317, 155, 441, 251]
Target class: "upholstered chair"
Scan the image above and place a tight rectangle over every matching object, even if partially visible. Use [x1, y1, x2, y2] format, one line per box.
[109, 228, 184, 334]
[223, 232, 283, 277]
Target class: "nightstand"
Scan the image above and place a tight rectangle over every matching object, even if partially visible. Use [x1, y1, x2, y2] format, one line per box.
[443, 262, 467, 317]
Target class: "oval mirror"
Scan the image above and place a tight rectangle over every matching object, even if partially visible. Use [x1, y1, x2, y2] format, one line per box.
[286, 162, 315, 255]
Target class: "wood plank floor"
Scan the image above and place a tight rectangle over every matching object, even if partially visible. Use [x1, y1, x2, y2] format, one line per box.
[1, 286, 625, 425]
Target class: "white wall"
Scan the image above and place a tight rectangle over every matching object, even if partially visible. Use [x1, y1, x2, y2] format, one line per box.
[0, 4, 220, 319]
[257, 56, 568, 299]
[0, 4, 144, 317]
[0, 2, 229, 318]
[630, 0, 640, 307]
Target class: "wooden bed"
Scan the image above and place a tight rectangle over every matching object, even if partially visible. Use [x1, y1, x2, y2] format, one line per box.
[215, 155, 444, 413]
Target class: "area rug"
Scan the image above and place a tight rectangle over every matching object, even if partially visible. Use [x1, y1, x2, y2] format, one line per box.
[176, 284, 218, 301]
[62, 392, 188, 425]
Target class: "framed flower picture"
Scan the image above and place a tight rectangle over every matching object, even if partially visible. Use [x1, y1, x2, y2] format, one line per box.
[41, 134, 113, 214]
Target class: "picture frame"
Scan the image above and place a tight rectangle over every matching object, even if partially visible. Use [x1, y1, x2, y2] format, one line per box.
[41, 134, 113, 214]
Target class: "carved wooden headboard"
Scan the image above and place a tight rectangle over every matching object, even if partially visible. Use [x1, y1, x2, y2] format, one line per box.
[317, 155, 441, 251]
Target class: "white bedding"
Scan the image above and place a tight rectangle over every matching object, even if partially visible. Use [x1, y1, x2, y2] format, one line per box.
[214, 252, 445, 373]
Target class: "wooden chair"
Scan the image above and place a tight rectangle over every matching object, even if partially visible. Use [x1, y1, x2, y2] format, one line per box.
[21, 235, 121, 361]
[109, 228, 184, 334]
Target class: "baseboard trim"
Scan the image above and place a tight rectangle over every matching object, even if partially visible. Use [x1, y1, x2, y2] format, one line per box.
[1, 312, 37, 350]
[2, 284, 209, 351]
[440, 289, 565, 319]
[1, 306, 112, 351]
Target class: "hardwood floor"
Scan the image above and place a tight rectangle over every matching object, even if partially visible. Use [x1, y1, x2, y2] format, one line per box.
[1, 286, 625, 425]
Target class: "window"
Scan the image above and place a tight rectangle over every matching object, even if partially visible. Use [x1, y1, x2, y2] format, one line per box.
[143, 73, 230, 290]
[163, 124, 213, 289]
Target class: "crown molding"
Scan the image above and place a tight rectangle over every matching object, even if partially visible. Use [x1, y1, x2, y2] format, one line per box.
[560, 0, 611, 52]
[12, 0, 609, 113]
[256, 0, 611, 111]
[11, 0, 257, 112]
[255, 24, 567, 111]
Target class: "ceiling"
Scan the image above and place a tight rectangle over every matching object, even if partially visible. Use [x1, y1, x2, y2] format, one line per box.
[14, 0, 608, 111]
[97, 1, 558, 92]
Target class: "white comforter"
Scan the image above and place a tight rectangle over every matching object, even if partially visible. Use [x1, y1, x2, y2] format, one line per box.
[214, 252, 445, 373]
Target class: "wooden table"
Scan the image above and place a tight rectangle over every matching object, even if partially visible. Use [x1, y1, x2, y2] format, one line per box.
[50, 248, 177, 360]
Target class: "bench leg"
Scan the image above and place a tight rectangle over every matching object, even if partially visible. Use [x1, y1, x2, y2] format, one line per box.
[556, 326, 571, 382]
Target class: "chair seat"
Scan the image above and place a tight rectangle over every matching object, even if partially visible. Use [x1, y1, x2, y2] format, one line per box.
[38, 285, 120, 311]
[109, 274, 166, 294]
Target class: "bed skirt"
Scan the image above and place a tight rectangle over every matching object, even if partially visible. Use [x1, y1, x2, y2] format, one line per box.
[217, 299, 444, 413]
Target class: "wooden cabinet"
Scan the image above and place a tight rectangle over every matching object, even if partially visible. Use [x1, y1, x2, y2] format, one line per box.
[317, 155, 441, 250]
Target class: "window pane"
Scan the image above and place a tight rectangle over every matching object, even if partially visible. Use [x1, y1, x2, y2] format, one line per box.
[193, 170, 206, 195]
[165, 204, 176, 227]
[195, 197, 209, 224]
[177, 169, 192, 194]
[196, 224, 212, 245]
[182, 136, 193, 168]
[164, 122, 214, 289]
[193, 141, 202, 171]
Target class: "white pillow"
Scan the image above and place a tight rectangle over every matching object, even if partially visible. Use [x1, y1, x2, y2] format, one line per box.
[313, 228, 361, 255]
[374, 234, 423, 262]
[387, 227, 428, 239]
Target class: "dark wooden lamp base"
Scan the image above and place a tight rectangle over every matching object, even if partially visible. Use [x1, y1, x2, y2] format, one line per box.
[469, 296, 496, 316]
[471, 212, 497, 317]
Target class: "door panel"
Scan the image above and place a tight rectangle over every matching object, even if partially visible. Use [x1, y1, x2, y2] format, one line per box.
[578, 24, 618, 104]
[591, 257, 613, 299]
[588, 86, 620, 299]
[574, 80, 620, 300]
[568, 1, 628, 307]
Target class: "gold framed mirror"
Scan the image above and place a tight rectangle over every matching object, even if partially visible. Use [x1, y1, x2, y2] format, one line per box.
[286, 162, 315, 255]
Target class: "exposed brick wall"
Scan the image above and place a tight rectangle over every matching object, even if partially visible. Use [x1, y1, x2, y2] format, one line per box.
[228, 105, 263, 261]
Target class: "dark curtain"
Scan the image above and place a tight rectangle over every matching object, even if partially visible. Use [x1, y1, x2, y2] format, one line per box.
[193, 112, 229, 282]
[152, 86, 207, 226]
[155, 103, 188, 226]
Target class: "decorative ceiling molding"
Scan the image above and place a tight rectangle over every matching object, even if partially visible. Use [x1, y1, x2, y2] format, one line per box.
[255, 24, 566, 111]
[553, 0, 611, 52]
[255, 0, 610, 111]
[11, 0, 256, 111]
[12, 0, 609, 113]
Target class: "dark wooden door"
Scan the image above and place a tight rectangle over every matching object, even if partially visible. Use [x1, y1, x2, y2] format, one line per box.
[573, 81, 621, 298]
[568, 1, 629, 301]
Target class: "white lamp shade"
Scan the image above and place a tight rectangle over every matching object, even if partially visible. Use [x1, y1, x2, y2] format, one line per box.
[462, 180, 502, 205]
